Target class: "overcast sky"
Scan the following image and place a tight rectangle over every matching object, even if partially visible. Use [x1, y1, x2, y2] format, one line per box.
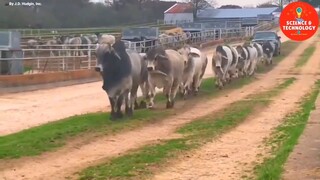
[168, 0, 272, 7]
[90, 0, 272, 7]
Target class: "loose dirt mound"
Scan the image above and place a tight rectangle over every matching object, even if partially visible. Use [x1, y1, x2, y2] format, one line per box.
[0, 36, 309, 180]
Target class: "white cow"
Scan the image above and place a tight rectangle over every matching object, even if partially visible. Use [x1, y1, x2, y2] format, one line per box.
[212, 45, 233, 89]
[178, 45, 208, 97]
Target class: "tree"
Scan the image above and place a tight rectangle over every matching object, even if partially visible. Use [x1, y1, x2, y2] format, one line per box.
[218, 4, 242, 9]
[257, 2, 278, 8]
[187, 0, 216, 19]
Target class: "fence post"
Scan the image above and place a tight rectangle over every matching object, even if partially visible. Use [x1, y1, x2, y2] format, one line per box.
[88, 46, 91, 69]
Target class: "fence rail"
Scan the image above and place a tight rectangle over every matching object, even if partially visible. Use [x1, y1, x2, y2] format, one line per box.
[0, 22, 276, 75]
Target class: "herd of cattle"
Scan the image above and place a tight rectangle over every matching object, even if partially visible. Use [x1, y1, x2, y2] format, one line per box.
[26, 32, 191, 57]
[26, 33, 102, 57]
[94, 34, 277, 120]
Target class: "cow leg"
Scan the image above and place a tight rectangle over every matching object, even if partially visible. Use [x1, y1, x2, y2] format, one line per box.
[109, 97, 117, 120]
[165, 80, 174, 109]
[116, 95, 124, 119]
[138, 82, 148, 109]
[125, 91, 133, 117]
[168, 80, 180, 108]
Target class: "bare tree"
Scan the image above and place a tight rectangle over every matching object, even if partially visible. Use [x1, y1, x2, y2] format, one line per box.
[186, 0, 216, 18]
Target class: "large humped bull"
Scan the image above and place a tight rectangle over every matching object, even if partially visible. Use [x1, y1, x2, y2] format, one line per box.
[95, 35, 148, 120]
[177, 45, 208, 98]
[143, 46, 184, 108]
[212, 45, 233, 89]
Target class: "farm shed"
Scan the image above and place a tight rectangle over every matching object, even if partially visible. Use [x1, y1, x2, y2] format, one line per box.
[196, 7, 280, 26]
[164, 3, 194, 25]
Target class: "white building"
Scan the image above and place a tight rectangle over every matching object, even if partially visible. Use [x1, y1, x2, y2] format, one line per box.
[164, 3, 194, 25]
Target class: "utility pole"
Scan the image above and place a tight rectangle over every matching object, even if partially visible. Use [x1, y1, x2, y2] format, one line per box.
[280, 0, 283, 11]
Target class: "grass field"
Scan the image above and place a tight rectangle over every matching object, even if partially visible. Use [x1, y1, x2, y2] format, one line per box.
[0, 40, 301, 160]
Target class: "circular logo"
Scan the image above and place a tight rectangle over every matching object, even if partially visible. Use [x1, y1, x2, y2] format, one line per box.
[280, 1, 319, 41]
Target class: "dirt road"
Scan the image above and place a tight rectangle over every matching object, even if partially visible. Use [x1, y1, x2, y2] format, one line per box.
[0, 32, 305, 180]
[152, 38, 320, 180]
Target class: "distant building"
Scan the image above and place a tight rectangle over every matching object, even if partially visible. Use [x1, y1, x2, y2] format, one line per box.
[164, 3, 194, 25]
[196, 7, 280, 26]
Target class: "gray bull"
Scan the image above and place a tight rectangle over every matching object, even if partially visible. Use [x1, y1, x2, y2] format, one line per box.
[95, 40, 148, 120]
[177, 45, 208, 98]
[143, 47, 184, 108]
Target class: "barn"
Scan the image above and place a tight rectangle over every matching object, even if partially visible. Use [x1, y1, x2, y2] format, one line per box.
[164, 2, 194, 25]
[196, 7, 280, 27]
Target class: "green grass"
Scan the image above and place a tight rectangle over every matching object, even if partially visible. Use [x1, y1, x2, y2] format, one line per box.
[78, 78, 296, 180]
[253, 80, 320, 180]
[294, 43, 316, 68]
[0, 39, 299, 160]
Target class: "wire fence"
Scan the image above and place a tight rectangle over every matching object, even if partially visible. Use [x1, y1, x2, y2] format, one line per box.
[0, 22, 275, 75]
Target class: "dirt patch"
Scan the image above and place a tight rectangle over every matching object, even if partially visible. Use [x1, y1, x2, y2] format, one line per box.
[151, 38, 320, 180]
[0, 38, 307, 180]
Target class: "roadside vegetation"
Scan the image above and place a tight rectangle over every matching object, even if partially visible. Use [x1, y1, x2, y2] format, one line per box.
[253, 80, 320, 180]
[0, 40, 300, 160]
[78, 77, 296, 180]
[294, 43, 316, 68]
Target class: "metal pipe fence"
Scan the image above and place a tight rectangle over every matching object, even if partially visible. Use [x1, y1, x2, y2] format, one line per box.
[0, 23, 275, 75]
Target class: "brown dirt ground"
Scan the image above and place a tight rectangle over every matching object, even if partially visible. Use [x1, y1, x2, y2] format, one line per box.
[0, 32, 307, 180]
[151, 38, 320, 180]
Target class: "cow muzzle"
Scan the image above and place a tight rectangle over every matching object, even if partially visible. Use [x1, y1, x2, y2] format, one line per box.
[147, 67, 154, 71]
[95, 64, 103, 72]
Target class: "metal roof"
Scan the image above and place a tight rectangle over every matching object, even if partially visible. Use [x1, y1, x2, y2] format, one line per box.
[197, 7, 279, 19]
[164, 3, 193, 14]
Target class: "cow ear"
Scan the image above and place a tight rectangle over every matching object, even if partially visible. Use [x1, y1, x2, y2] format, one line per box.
[155, 54, 166, 61]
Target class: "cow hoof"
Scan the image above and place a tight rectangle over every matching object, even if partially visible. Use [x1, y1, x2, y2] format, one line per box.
[134, 101, 140, 110]
[110, 112, 117, 120]
[139, 101, 147, 109]
[166, 101, 171, 109]
[116, 111, 124, 119]
[126, 108, 133, 117]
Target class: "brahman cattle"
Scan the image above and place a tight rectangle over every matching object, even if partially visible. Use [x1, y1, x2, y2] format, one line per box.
[262, 41, 276, 65]
[212, 45, 233, 89]
[235, 45, 249, 77]
[253, 42, 264, 64]
[226, 45, 239, 80]
[243, 44, 258, 76]
[143, 46, 184, 108]
[177, 45, 208, 98]
[95, 37, 148, 120]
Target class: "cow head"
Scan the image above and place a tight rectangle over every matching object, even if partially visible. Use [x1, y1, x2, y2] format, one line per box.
[144, 47, 166, 72]
[95, 42, 121, 72]
[177, 45, 191, 66]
